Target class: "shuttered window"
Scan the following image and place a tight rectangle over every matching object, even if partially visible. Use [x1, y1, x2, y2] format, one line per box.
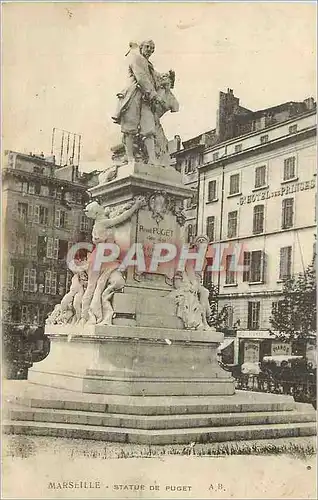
[229, 174, 240, 195]
[255, 165, 266, 188]
[23, 268, 37, 292]
[33, 205, 40, 223]
[243, 251, 265, 283]
[206, 216, 215, 242]
[227, 211, 238, 238]
[39, 206, 49, 225]
[282, 198, 294, 229]
[45, 271, 51, 294]
[247, 302, 260, 330]
[23, 268, 30, 292]
[7, 266, 14, 290]
[225, 254, 235, 285]
[21, 305, 29, 323]
[187, 224, 193, 243]
[253, 205, 264, 234]
[279, 246, 292, 280]
[29, 269, 37, 293]
[283, 157, 296, 181]
[208, 180, 217, 201]
[80, 214, 89, 231]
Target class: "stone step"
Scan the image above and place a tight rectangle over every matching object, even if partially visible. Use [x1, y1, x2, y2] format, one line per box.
[8, 407, 316, 430]
[10, 395, 296, 415]
[4, 420, 316, 445]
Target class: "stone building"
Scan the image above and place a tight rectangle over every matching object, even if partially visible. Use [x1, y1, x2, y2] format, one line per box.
[2, 150, 99, 326]
[173, 89, 316, 363]
[197, 103, 316, 362]
[173, 89, 316, 245]
[2, 150, 98, 375]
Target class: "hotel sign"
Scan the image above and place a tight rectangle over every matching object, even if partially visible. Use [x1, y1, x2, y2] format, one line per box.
[238, 330, 273, 339]
[239, 178, 315, 205]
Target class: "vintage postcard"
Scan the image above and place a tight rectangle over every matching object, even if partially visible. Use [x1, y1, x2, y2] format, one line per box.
[1, 1, 317, 499]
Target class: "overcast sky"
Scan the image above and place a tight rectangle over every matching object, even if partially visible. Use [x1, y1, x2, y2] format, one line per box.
[3, 2, 316, 171]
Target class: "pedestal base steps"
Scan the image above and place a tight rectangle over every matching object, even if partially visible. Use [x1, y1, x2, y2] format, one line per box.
[3, 382, 316, 445]
[26, 326, 235, 397]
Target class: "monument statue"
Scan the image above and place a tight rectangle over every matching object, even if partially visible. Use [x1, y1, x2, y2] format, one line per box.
[171, 235, 213, 330]
[46, 197, 144, 327]
[46, 260, 89, 326]
[112, 39, 179, 166]
[26, 34, 235, 406]
[84, 198, 144, 244]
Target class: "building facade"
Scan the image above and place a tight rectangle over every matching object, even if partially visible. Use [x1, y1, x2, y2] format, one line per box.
[197, 109, 316, 362]
[2, 150, 98, 326]
[172, 89, 316, 363]
[174, 89, 316, 245]
[2, 150, 99, 375]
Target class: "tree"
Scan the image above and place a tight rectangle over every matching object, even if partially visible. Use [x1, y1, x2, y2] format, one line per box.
[207, 282, 233, 331]
[270, 258, 316, 342]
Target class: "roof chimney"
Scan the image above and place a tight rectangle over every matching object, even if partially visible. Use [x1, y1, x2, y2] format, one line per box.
[304, 97, 316, 111]
[174, 135, 181, 151]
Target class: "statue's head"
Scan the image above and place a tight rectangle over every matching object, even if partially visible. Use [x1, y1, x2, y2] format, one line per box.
[129, 41, 139, 50]
[159, 73, 172, 89]
[159, 70, 175, 89]
[139, 39, 155, 59]
[125, 41, 139, 57]
[84, 201, 105, 219]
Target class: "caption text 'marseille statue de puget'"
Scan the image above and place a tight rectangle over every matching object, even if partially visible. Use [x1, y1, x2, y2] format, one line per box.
[46, 40, 213, 331]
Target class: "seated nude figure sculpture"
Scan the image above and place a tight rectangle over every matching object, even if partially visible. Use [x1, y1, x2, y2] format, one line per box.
[46, 260, 89, 325]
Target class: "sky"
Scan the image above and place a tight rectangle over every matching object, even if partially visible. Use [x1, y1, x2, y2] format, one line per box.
[2, 1, 317, 172]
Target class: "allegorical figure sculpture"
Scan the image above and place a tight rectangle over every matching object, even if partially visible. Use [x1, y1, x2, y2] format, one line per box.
[171, 235, 213, 331]
[80, 197, 144, 326]
[112, 39, 179, 167]
[46, 197, 144, 327]
[154, 71, 179, 166]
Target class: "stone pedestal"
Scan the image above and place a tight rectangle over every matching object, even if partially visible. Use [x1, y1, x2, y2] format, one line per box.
[29, 160, 236, 398]
[90, 161, 191, 294]
[28, 325, 234, 396]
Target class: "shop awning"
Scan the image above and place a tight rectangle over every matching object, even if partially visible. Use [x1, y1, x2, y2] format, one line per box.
[217, 338, 235, 353]
[263, 355, 303, 364]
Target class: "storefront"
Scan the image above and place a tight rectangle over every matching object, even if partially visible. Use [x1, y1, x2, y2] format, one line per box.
[218, 330, 305, 366]
[235, 330, 272, 365]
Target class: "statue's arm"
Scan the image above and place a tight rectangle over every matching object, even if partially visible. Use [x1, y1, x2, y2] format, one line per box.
[130, 54, 157, 100]
[104, 198, 143, 227]
[170, 93, 180, 113]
